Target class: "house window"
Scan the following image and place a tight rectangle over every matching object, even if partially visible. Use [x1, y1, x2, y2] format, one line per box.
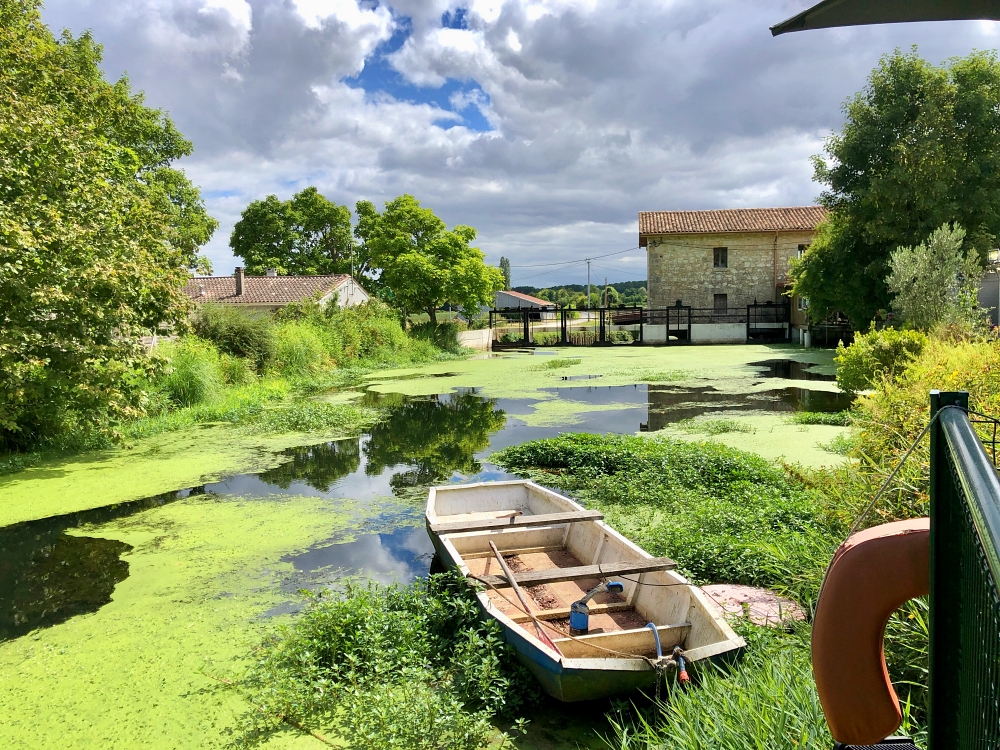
[797, 244, 809, 258]
[714, 293, 728, 311]
[713, 247, 728, 268]
[798, 296, 810, 311]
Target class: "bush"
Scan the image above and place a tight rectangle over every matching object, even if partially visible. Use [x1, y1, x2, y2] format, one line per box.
[192, 304, 277, 371]
[609, 329, 633, 344]
[409, 321, 461, 353]
[533, 331, 560, 345]
[492, 434, 830, 595]
[157, 338, 223, 407]
[835, 325, 928, 394]
[272, 321, 328, 375]
[236, 572, 537, 747]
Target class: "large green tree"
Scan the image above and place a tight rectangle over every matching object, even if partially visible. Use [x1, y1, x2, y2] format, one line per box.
[790, 48, 1000, 325]
[0, 0, 216, 449]
[355, 195, 504, 325]
[230, 187, 358, 277]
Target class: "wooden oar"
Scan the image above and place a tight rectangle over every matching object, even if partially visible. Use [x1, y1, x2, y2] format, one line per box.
[489, 541, 560, 653]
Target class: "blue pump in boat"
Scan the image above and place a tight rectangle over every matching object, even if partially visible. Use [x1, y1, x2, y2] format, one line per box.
[569, 581, 625, 635]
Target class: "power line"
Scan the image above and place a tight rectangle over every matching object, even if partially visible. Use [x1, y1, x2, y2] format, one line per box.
[508, 245, 642, 269]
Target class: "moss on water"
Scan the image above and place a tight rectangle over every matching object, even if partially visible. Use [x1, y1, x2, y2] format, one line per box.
[0, 414, 380, 527]
[363, 345, 838, 400]
[0, 494, 352, 749]
[656, 413, 849, 468]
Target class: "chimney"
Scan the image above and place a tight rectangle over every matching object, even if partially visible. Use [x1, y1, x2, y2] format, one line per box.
[266, 268, 277, 277]
[235, 266, 244, 296]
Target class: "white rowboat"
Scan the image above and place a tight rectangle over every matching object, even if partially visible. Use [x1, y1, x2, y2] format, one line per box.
[426, 479, 746, 701]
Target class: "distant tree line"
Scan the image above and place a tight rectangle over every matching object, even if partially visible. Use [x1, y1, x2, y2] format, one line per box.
[513, 282, 647, 308]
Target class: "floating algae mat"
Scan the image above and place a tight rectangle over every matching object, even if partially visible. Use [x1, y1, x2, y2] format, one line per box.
[0, 344, 851, 748]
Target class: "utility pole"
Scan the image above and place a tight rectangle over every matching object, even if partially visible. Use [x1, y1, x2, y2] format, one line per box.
[603, 277, 608, 307]
[586, 259, 592, 309]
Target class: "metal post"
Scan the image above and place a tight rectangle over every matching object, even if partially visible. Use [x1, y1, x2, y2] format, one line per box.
[929, 389, 969, 749]
[638, 306, 644, 344]
[586, 260, 591, 309]
[523, 311, 529, 345]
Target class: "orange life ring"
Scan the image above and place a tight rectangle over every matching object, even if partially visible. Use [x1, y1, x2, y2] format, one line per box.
[811, 517, 929, 746]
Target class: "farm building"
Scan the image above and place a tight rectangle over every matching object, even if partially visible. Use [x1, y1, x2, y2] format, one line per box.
[640, 207, 827, 343]
[185, 267, 369, 312]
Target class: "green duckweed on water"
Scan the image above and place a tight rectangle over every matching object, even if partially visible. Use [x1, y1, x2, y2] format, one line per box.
[0, 403, 380, 527]
[0, 493, 356, 749]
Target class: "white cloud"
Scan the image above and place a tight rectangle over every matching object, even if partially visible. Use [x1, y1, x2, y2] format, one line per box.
[39, 0, 1000, 282]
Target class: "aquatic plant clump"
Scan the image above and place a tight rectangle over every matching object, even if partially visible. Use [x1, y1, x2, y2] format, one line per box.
[493, 434, 835, 601]
[236, 572, 539, 748]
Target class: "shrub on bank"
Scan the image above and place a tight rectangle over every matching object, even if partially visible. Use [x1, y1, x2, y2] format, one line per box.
[835, 325, 928, 394]
[157, 338, 223, 407]
[236, 572, 537, 748]
[192, 304, 277, 370]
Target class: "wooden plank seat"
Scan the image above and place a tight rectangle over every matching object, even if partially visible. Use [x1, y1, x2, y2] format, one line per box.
[553, 622, 691, 659]
[475, 556, 677, 588]
[507, 601, 634, 623]
[429, 509, 603, 535]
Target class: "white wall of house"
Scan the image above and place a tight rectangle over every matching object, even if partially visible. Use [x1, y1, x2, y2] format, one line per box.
[329, 278, 370, 307]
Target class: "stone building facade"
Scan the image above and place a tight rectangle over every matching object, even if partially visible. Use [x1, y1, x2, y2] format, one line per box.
[640, 207, 827, 318]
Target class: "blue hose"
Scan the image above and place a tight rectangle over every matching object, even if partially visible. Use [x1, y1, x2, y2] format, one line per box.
[645, 622, 663, 659]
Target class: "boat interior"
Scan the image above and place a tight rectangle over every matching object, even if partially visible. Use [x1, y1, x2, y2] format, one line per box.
[429, 482, 733, 660]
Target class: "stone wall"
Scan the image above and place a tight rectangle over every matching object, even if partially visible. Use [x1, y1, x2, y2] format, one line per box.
[646, 230, 816, 310]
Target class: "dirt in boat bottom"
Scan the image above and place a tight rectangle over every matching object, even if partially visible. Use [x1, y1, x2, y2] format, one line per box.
[468, 547, 649, 638]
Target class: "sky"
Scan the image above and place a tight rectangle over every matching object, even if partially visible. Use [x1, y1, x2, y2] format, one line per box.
[39, 0, 1000, 287]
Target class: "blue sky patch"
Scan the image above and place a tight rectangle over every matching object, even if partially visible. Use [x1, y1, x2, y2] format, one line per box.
[344, 16, 493, 133]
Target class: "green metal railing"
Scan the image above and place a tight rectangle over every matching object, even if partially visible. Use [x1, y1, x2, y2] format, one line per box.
[929, 390, 1000, 749]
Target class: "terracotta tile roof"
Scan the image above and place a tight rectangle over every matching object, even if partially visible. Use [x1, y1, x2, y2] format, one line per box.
[498, 290, 556, 307]
[638, 206, 827, 240]
[184, 274, 352, 304]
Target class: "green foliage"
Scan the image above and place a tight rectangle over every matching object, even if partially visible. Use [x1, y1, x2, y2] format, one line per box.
[887, 223, 984, 331]
[788, 411, 851, 426]
[609, 330, 633, 344]
[674, 418, 755, 435]
[532, 331, 560, 345]
[835, 325, 928, 394]
[191, 304, 277, 371]
[230, 187, 358, 277]
[409, 321, 462, 353]
[499, 256, 511, 289]
[219, 354, 257, 386]
[0, 0, 215, 449]
[608, 625, 832, 750]
[271, 321, 329, 375]
[235, 572, 538, 748]
[492, 434, 831, 595]
[532, 357, 581, 370]
[524, 282, 647, 308]
[790, 49, 1000, 325]
[355, 195, 503, 325]
[157, 338, 223, 407]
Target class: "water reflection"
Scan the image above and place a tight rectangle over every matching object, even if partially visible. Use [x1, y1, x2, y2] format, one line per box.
[748, 359, 836, 382]
[1, 376, 851, 637]
[0, 488, 201, 641]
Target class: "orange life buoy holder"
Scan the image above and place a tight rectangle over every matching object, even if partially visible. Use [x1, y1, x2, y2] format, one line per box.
[811, 517, 929, 746]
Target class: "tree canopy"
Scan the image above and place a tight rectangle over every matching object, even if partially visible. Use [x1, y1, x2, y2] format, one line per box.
[790, 48, 1000, 325]
[230, 187, 357, 277]
[0, 0, 216, 449]
[355, 195, 503, 325]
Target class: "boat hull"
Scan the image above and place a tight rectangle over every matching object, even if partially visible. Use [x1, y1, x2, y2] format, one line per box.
[430, 528, 658, 702]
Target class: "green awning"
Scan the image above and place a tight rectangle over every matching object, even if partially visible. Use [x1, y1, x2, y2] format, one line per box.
[771, 0, 1000, 36]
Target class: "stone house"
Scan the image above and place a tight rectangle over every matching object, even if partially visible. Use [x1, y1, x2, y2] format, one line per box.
[184, 267, 370, 313]
[639, 206, 827, 342]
